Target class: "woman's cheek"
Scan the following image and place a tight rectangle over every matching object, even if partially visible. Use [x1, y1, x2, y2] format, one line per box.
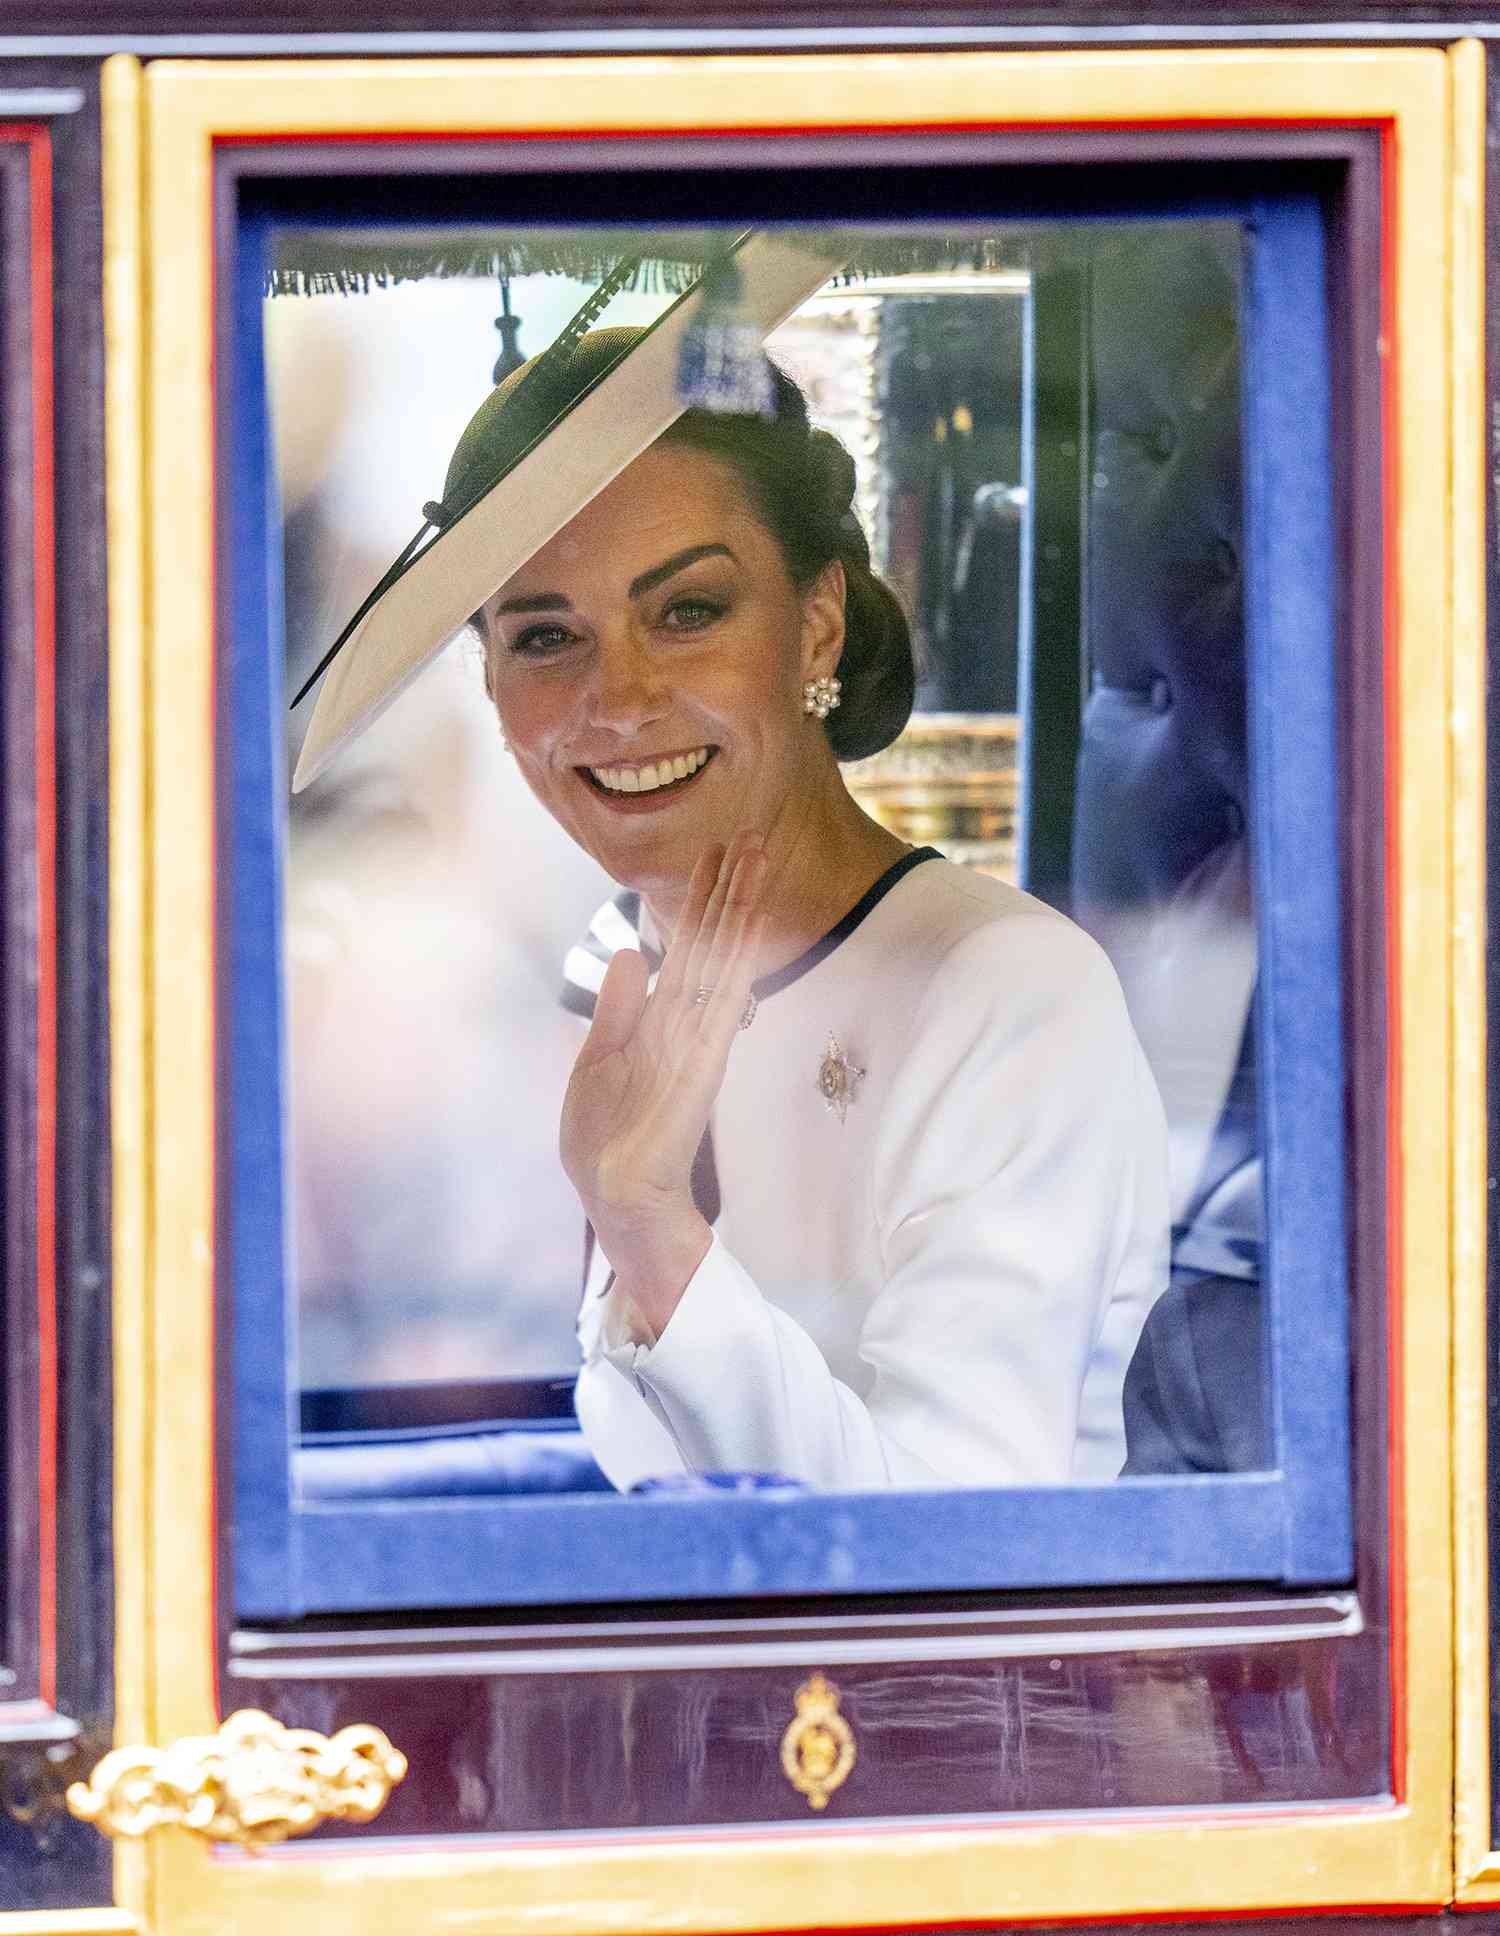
[496, 678, 568, 758]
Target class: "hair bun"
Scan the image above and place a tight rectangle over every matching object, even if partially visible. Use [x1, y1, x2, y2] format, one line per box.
[660, 377, 914, 759]
[806, 427, 858, 520]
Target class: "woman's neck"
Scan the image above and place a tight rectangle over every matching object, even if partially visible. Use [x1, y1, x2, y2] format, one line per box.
[645, 772, 910, 981]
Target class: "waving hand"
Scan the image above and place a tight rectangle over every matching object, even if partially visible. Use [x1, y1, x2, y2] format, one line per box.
[561, 832, 766, 1332]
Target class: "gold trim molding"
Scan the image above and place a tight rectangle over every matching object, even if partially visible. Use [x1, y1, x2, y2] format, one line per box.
[0, 1918, 141, 1935]
[108, 43, 1463, 1935]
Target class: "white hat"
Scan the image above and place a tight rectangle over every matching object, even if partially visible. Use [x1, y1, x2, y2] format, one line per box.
[292, 230, 845, 793]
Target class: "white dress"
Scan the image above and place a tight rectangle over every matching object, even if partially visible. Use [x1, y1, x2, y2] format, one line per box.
[565, 852, 1170, 1493]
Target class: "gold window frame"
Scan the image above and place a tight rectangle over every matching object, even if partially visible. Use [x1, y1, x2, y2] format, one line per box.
[97, 43, 1472, 1935]
[1451, 43, 1498, 1908]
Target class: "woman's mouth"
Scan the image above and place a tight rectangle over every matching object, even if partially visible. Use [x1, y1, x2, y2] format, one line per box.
[580, 746, 718, 804]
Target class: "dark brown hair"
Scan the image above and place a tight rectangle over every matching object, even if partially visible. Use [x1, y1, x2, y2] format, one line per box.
[657, 363, 914, 761]
[472, 337, 914, 759]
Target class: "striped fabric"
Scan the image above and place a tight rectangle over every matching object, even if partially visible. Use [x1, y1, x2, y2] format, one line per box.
[560, 889, 662, 1020]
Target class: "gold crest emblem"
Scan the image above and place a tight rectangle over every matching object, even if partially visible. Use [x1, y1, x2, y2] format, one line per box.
[779, 1672, 856, 1810]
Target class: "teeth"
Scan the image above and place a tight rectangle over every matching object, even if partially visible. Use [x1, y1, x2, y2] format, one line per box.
[588, 748, 711, 794]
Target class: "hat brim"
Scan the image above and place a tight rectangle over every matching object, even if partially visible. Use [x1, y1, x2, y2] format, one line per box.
[292, 230, 846, 793]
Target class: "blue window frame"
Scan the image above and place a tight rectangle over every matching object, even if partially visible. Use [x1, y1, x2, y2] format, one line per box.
[226, 187, 1350, 1620]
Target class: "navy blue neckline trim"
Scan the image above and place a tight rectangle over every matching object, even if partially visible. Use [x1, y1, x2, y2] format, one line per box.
[752, 846, 943, 1001]
[594, 845, 942, 1006]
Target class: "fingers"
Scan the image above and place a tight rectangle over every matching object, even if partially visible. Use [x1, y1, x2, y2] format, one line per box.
[696, 901, 768, 1061]
[656, 831, 763, 1006]
[689, 842, 764, 1017]
[678, 833, 762, 1002]
[675, 844, 764, 1074]
[643, 834, 765, 1088]
[652, 844, 722, 1006]
[575, 946, 649, 1068]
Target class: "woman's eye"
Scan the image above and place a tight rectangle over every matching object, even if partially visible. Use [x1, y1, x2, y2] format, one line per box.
[509, 623, 579, 657]
[661, 595, 726, 632]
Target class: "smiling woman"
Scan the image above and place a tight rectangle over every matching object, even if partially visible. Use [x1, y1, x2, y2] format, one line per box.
[296, 241, 1172, 1494]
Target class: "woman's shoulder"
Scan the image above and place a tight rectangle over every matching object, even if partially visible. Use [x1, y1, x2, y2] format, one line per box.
[883, 856, 1123, 1010]
[869, 861, 1163, 1188]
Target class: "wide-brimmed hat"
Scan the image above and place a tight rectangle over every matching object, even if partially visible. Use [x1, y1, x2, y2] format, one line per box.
[292, 230, 844, 793]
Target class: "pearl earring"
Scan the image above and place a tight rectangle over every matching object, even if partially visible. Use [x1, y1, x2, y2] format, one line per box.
[803, 675, 842, 719]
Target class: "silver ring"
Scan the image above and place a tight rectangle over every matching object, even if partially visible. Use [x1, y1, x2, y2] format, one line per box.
[693, 985, 715, 1006]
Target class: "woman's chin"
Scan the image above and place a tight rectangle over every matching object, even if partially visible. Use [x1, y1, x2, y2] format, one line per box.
[580, 804, 749, 889]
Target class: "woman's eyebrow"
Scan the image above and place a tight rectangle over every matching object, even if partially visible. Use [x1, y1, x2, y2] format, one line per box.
[495, 544, 737, 617]
[494, 590, 572, 616]
[628, 544, 736, 600]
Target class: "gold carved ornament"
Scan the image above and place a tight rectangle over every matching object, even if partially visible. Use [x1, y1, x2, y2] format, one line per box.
[64, 1707, 407, 1850]
[780, 1673, 856, 1810]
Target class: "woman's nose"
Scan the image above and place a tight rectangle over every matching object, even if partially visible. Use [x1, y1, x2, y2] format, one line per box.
[587, 634, 668, 737]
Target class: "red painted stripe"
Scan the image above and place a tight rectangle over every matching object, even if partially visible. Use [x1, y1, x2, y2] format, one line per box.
[0, 124, 60, 1714]
[27, 123, 58, 1715]
[1378, 119, 1407, 1810]
[0, 120, 59, 1717]
[214, 115, 1385, 150]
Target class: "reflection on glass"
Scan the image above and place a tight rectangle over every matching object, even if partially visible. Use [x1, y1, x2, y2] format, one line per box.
[272, 266, 640, 1392]
[268, 220, 1261, 1487]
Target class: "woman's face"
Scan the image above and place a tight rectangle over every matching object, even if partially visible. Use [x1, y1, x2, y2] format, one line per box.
[482, 441, 845, 895]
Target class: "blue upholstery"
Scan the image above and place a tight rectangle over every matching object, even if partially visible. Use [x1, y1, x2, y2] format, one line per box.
[1069, 225, 1264, 1474]
[297, 1427, 611, 1501]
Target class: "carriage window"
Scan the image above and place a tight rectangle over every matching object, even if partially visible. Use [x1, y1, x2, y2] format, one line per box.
[230, 199, 1350, 1618]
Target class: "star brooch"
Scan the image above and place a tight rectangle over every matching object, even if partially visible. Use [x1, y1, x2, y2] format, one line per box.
[817, 1035, 865, 1123]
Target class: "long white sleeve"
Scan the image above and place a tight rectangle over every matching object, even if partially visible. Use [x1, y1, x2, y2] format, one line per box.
[575, 905, 1168, 1491]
